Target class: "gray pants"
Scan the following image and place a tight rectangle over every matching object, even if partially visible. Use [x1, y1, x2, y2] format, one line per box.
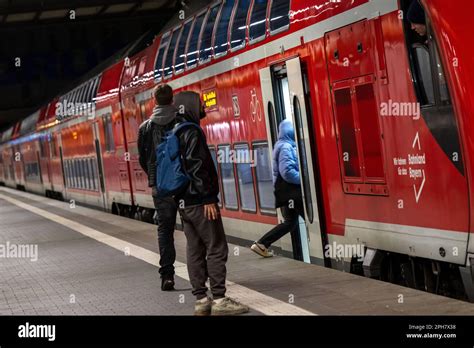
[179, 204, 228, 300]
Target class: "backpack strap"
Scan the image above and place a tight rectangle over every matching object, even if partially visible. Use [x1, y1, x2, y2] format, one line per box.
[171, 121, 204, 136]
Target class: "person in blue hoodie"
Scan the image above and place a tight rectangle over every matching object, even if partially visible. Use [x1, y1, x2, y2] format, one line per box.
[251, 119, 304, 258]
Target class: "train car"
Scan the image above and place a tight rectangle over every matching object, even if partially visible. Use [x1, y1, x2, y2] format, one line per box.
[2, 0, 474, 300]
[58, 74, 108, 209]
[122, 0, 474, 299]
[120, 37, 161, 219]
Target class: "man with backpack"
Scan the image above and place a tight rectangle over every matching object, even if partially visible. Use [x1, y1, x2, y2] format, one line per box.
[137, 84, 178, 292]
[157, 90, 249, 316]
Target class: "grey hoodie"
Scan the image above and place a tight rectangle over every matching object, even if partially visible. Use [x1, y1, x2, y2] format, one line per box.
[150, 104, 177, 126]
[137, 103, 177, 188]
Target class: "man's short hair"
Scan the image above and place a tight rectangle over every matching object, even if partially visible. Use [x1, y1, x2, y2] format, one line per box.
[154, 84, 173, 105]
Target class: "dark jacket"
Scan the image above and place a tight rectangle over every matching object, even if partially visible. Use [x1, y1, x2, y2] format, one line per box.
[137, 104, 177, 188]
[173, 91, 219, 206]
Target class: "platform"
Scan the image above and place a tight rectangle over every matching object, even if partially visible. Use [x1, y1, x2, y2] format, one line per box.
[0, 186, 473, 316]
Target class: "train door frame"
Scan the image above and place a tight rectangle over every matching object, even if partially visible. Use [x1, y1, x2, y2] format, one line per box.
[259, 56, 327, 265]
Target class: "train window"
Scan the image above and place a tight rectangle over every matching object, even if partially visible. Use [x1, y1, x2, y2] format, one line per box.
[50, 135, 58, 158]
[87, 159, 93, 190]
[90, 78, 98, 102]
[72, 161, 76, 188]
[213, 0, 235, 57]
[82, 159, 87, 189]
[83, 159, 90, 190]
[334, 87, 361, 179]
[86, 81, 93, 102]
[253, 142, 275, 213]
[79, 85, 87, 103]
[71, 160, 77, 188]
[39, 138, 47, 158]
[77, 160, 82, 188]
[69, 160, 73, 188]
[174, 19, 194, 74]
[89, 158, 96, 191]
[76, 160, 81, 188]
[77, 159, 83, 189]
[269, 0, 290, 34]
[412, 45, 435, 106]
[249, 0, 268, 42]
[89, 159, 95, 190]
[86, 80, 94, 102]
[355, 83, 384, 179]
[234, 143, 257, 212]
[434, 47, 449, 103]
[91, 158, 98, 191]
[78, 159, 83, 189]
[73, 88, 79, 104]
[67, 160, 72, 188]
[77, 87, 84, 103]
[64, 160, 69, 187]
[186, 12, 206, 68]
[230, 0, 251, 51]
[402, 0, 463, 175]
[85, 159, 90, 190]
[218, 145, 239, 210]
[154, 32, 171, 81]
[163, 28, 181, 79]
[65, 160, 70, 187]
[103, 114, 115, 152]
[208, 146, 222, 207]
[199, 4, 221, 64]
[70, 89, 77, 104]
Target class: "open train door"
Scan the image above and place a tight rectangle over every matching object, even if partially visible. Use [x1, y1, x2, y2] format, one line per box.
[259, 57, 326, 265]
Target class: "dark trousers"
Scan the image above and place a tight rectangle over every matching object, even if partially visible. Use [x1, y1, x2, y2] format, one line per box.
[179, 204, 228, 300]
[153, 196, 178, 278]
[258, 201, 305, 259]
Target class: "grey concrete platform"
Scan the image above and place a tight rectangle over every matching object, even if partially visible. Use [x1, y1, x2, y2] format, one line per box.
[0, 186, 473, 315]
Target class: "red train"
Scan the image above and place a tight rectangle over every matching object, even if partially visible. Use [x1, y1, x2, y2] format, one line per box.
[1, 0, 474, 300]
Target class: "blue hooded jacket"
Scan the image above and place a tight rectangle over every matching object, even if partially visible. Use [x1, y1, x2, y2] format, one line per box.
[272, 120, 300, 185]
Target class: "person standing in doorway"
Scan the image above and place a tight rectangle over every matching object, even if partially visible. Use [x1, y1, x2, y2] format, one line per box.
[407, 0, 427, 38]
[251, 119, 304, 258]
[137, 84, 178, 291]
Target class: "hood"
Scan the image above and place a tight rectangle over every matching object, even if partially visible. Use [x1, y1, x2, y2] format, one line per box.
[150, 104, 177, 126]
[278, 119, 295, 143]
[174, 91, 202, 124]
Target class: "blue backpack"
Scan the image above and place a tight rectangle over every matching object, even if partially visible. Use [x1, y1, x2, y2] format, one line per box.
[155, 122, 202, 198]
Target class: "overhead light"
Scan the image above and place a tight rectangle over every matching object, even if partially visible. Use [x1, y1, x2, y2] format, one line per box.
[75, 7, 103, 16]
[39, 9, 68, 19]
[5, 12, 36, 22]
[138, 0, 167, 11]
[105, 3, 136, 13]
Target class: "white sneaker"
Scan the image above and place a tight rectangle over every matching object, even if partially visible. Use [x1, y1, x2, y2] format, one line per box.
[211, 297, 249, 316]
[194, 297, 212, 316]
[251, 242, 273, 258]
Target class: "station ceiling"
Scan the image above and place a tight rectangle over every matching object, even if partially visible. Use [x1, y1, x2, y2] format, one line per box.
[0, 0, 184, 132]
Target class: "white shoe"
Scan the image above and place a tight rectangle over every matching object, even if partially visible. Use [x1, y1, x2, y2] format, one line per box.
[251, 242, 273, 258]
[194, 297, 212, 316]
[211, 297, 249, 316]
